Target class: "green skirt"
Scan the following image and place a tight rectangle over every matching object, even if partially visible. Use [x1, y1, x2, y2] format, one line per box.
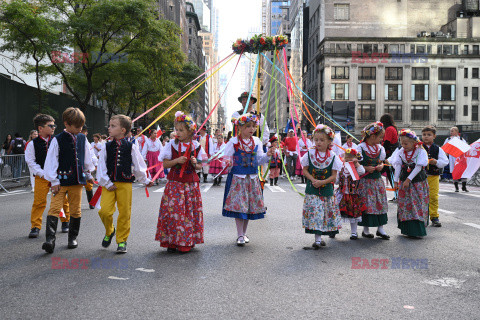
[397, 220, 427, 237]
[305, 229, 339, 236]
[358, 213, 388, 227]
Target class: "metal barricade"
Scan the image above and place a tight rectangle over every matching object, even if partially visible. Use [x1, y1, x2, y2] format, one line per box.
[0, 154, 31, 192]
[468, 169, 480, 187]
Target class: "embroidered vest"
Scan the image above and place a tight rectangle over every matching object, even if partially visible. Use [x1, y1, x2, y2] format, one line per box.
[230, 144, 259, 175]
[33, 136, 51, 169]
[360, 148, 381, 179]
[167, 144, 201, 183]
[424, 144, 443, 176]
[305, 153, 335, 197]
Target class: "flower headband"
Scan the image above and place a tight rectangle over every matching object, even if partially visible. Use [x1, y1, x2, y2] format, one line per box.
[344, 148, 362, 160]
[362, 121, 384, 137]
[235, 113, 259, 126]
[312, 124, 335, 139]
[399, 129, 421, 144]
[174, 111, 197, 131]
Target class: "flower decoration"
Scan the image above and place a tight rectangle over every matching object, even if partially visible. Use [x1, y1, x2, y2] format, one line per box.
[312, 124, 335, 139]
[174, 111, 197, 131]
[399, 129, 421, 144]
[232, 34, 289, 54]
[345, 148, 358, 155]
[362, 121, 384, 137]
[235, 113, 259, 126]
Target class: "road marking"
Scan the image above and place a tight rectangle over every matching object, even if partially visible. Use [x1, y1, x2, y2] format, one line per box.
[440, 190, 480, 198]
[423, 277, 465, 288]
[295, 184, 306, 188]
[0, 191, 31, 197]
[153, 187, 165, 193]
[202, 184, 212, 193]
[108, 276, 129, 280]
[135, 268, 155, 273]
[265, 185, 286, 192]
[438, 209, 455, 214]
[464, 223, 480, 230]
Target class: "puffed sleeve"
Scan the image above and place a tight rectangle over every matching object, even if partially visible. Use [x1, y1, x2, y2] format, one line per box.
[44, 138, 60, 186]
[436, 147, 449, 169]
[379, 145, 386, 161]
[97, 144, 113, 189]
[332, 154, 343, 171]
[356, 165, 366, 176]
[254, 137, 269, 165]
[25, 141, 44, 177]
[194, 141, 206, 161]
[406, 148, 428, 181]
[223, 139, 236, 158]
[388, 148, 402, 167]
[159, 140, 172, 161]
[300, 150, 311, 167]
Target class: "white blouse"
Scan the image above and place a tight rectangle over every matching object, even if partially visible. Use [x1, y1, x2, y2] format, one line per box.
[341, 142, 358, 151]
[159, 140, 206, 163]
[141, 138, 163, 159]
[389, 147, 429, 182]
[223, 136, 269, 179]
[24, 136, 50, 178]
[300, 149, 343, 171]
[356, 142, 386, 161]
[299, 138, 313, 152]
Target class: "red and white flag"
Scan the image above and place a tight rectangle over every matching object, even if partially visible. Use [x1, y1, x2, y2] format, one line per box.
[89, 187, 102, 209]
[442, 137, 470, 157]
[345, 161, 360, 181]
[156, 125, 163, 139]
[59, 208, 66, 218]
[452, 139, 480, 180]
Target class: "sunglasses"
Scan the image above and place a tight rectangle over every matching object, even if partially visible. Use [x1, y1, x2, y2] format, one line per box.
[44, 124, 57, 129]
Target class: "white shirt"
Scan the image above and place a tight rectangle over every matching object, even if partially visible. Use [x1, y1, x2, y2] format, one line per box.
[86, 137, 98, 167]
[135, 135, 147, 154]
[223, 136, 269, 179]
[97, 141, 150, 189]
[423, 143, 449, 174]
[356, 142, 386, 162]
[198, 133, 215, 156]
[44, 135, 95, 187]
[231, 110, 270, 145]
[299, 138, 313, 152]
[159, 140, 206, 164]
[342, 142, 358, 151]
[212, 142, 225, 156]
[389, 147, 429, 182]
[300, 149, 343, 171]
[24, 136, 51, 178]
[141, 138, 163, 159]
[91, 141, 103, 157]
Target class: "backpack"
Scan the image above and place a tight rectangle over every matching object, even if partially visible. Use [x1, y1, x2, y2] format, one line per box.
[12, 138, 25, 154]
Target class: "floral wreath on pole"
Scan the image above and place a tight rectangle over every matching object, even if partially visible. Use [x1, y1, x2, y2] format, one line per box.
[232, 34, 289, 54]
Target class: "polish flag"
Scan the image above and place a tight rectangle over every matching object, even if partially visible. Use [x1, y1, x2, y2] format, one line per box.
[345, 161, 360, 181]
[156, 125, 163, 139]
[59, 208, 66, 218]
[442, 137, 471, 157]
[452, 139, 480, 180]
[89, 187, 102, 209]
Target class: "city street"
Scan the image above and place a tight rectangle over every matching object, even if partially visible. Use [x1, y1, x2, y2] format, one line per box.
[1, 179, 479, 319]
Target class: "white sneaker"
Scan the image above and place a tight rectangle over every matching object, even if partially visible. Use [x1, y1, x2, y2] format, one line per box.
[244, 235, 250, 243]
[236, 236, 245, 246]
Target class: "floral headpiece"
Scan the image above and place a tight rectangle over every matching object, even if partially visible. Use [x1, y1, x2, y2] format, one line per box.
[362, 121, 384, 137]
[399, 129, 421, 144]
[232, 34, 289, 54]
[312, 124, 335, 139]
[235, 113, 259, 126]
[344, 148, 362, 160]
[174, 111, 197, 131]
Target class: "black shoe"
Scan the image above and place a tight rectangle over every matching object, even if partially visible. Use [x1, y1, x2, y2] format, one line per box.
[61, 221, 69, 233]
[167, 247, 177, 253]
[86, 190, 94, 209]
[350, 233, 358, 240]
[454, 182, 459, 192]
[329, 234, 336, 239]
[462, 182, 469, 192]
[117, 242, 127, 253]
[455, 189, 459, 192]
[218, 177, 222, 185]
[274, 177, 278, 186]
[362, 232, 374, 239]
[29, 227, 40, 238]
[320, 240, 326, 246]
[203, 175, 208, 183]
[389, 197, 397, 202]
[376, 231, 390, 240]
[431, 218, 442, 227]
[42, 216, 58, 253]
[102, 228, 116, 248]
[67, 217, 81, 249]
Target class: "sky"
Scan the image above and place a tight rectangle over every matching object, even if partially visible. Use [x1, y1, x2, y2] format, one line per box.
[215, 0, 262, 126]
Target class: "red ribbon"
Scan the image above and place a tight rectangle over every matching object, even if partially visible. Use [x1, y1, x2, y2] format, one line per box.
[89, 187, 102, 207]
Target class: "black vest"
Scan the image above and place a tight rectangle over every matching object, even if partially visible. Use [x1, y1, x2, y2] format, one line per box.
[105, 139, 135, 183]
[32, 137, 51, 169]
[424, 144, 443, 176]
[56, 131, 87, 186]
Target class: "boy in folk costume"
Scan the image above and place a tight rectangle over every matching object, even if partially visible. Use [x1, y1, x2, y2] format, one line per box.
[209, 134, 227, 186]
[42, 108, 95, 253]
[269, 136, 282, 186]
[197, 126, 214, 183]
[25, 114, 71, 238]
[421, 125, 449, 227]
[97, 115, 153, 253]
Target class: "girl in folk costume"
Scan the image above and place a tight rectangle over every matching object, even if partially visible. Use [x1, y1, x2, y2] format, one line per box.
[141, 129, 164, 184]
[197, 126, 214, 183]
[155, 111, 206, 253]
[301, 125, 343, 248]
[269, 136, 282, 186]
[356, 122, 390, 240]
[295, 130, 312, 184]
[209, 135, 228, 186]
[389, 129, 430, 238]
[335, 148, 366, 240]
[222, 113, 273, 246]
[341, 135, 358, 156]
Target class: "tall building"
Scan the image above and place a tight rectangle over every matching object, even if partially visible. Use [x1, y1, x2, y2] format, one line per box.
[157, 0, 188, 55]
[303, 0, 479, 136]
[190, 0, 211, 31]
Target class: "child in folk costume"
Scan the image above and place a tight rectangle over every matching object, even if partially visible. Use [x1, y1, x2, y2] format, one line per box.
[197, 126, 214, 183]
[341, 135, 358, 156]
[155, 112, 205, 253]
[142, 129, 164, 184]
[209, 135, 227, 186]
[356, 122, 390, 240]
[335, 148, 366, 240]
[301, 125, 343, 248]
[269, 136, 282, 186]
[421, 125, 449, 227]
[222, 113, 273, 246]
[389, 129, 430, 238]
[295, 130, 311, 184]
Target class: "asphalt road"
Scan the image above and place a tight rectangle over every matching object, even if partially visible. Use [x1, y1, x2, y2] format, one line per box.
[0, 178, 479, 319]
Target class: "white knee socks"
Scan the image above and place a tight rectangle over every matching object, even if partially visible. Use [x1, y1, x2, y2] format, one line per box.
[350, 222, 358, 235]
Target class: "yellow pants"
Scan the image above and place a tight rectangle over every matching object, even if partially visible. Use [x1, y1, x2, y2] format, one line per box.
[85, 180, 93, 192]
[31, 176, 70, 229]
[98, 182, 132, 244]
[48, 185, 83, 218]
[427, 175, 440, 220]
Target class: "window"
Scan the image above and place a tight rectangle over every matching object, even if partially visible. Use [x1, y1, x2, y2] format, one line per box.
[385, 67, 403, 80]
[385, 105, 402, 121]
[331, 83, 349, 100]
[473, 87, 479, 100]
[464, 105, 469, 117]
[473, 68, 479, 78]
[412, 67, 429, 80]
[189, 28, 192, 35]
[359, 44, 378, 53]
[438, 85, 456, 101]
[359, 67, 376, 80]
[388, 44, 405, 54]
[332, 66, 349, 79]
[473, 45, 479, 55]
[189, 18, 192, 23]
[464, 45, 469, 55]
[334, 4, 350, 21]
[465, 68, 469, 79]
[464, 87, 468, 97]
[411, 105, 429, 121]
[358, 105, 376, 120]
[411, 84, 429, 101]
[437, 45, 453, 55]
[358, 84, 376, 100]
[438, 105, 456, 121]
[189, 39, 192, 45]
[438, 68, 456, 80]
[473, 105, 479, 122]
[385, 84, 402, 101]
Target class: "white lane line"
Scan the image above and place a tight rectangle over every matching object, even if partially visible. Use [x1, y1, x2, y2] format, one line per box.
[440, 190, 480, 198]
[153, 187, 165, 193]
[135, 268, 155, 273]
[0, 191, 31, 197]
[202, 184, 212, 193]
[464, 223, 480, 230]
[438, 209, 455, 214]
[108, 276, 129, 280]
[265, 185, 286, 192]
[295, 184, 306, 188]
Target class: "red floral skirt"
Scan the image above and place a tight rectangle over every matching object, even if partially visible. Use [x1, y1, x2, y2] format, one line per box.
[339, 194, 366, 221]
